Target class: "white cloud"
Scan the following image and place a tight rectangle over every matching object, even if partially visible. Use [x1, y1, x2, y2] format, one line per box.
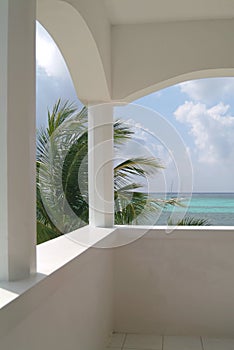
[114, 118, 180, 192]
[36, 65, 81, 127]
[180, 78, 234, 105]
[174, 101, 234, 164]
[36, 22, 68, 78]
[117, 118, 156, 158]
[36, 22, 82, 128]
[122, 118, 172, 165]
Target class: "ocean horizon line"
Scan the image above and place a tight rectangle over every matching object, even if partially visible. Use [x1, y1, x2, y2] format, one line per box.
[149, 191, 234, 194]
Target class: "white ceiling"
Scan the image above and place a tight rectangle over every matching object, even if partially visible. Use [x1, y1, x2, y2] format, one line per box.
[105, 0, 234, 25]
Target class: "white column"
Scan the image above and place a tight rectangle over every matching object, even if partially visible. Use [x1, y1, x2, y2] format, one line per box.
[88, 104, 114, 227]
[0, 0, 36, 280]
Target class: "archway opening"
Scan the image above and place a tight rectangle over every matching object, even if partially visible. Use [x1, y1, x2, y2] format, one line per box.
[116, 77, 234, 226]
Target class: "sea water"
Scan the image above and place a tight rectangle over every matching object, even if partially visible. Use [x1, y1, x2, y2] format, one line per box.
[154, 192, 234, 226]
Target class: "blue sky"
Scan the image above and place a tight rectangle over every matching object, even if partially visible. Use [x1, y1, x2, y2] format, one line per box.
[36, 22, 234, 193]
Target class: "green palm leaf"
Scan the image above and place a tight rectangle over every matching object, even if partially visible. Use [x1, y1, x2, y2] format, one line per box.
[37, 99, 179, 243]
[168, 216, 210, 226]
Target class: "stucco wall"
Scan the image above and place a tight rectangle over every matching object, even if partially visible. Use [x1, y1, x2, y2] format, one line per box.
[0, 227, 234, 350]
[113, 227, 234, 336]
[0, 246, 113, 350]
[37, 0, 111, 103]
[112, 19, 234, 100]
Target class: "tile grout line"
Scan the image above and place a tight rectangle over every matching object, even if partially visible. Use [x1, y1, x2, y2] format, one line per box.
[200, 336, 204, 350]
[121, 333, 127, 350]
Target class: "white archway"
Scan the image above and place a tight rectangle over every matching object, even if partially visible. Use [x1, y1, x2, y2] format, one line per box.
[37, 0, 111, 104]
[124, 68, 234, 102]
[111, 20, 234, 101]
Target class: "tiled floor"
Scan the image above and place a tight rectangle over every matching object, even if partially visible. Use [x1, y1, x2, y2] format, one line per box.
[106, 333, 234, 350]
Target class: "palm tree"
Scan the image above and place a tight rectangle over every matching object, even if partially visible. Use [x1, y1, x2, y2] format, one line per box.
[37, 100, 180, 244]
[168, 216, 210, 226]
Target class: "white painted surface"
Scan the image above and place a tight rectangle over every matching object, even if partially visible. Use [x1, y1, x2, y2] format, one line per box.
[88, 104, 114, 227]
[0, 227, 234, 349]
[112, 19, 234, 100]
[105, 0, 234, 24]
[0, 0, 36, 280]
[37, 226, 116, 274]
[37, 0, 111, 103]
[0, 229, 114, 350]
[0, 226, 115, 308]
[37, 1, 234, 103]
[113, 227, 234, 336]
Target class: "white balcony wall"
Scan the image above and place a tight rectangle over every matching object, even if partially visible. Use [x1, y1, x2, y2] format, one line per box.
[113, 227, 234, 337]
[0, 236, 113, 350]
[0, 227, 234, 350]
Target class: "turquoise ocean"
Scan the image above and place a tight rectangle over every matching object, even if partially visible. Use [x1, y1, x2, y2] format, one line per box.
[154, 193, 234, 226]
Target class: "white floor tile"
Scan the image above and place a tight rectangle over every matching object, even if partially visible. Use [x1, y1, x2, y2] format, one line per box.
[202, 337, 234, 350]
[108, 333, 126, 348]
[123, 333, 162, 349]
[164, 336, 202, 350]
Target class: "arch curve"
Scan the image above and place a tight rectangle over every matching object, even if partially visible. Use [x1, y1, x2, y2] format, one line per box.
[37, 0, 111, 104]
[125, 68, 234, 102]
[112, 20, 234, 102]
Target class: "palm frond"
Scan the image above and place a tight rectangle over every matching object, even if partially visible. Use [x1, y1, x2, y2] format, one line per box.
[114, 157, 163, 177]
[37, 221, 62, 244]
[114, 157, 163, 192]
[115, 191, 183, 225]
[47, 99, 79, 136]
[114, 120, 134, 147]
[37, 100, 181, 242]
[168, 216, 210, 226]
